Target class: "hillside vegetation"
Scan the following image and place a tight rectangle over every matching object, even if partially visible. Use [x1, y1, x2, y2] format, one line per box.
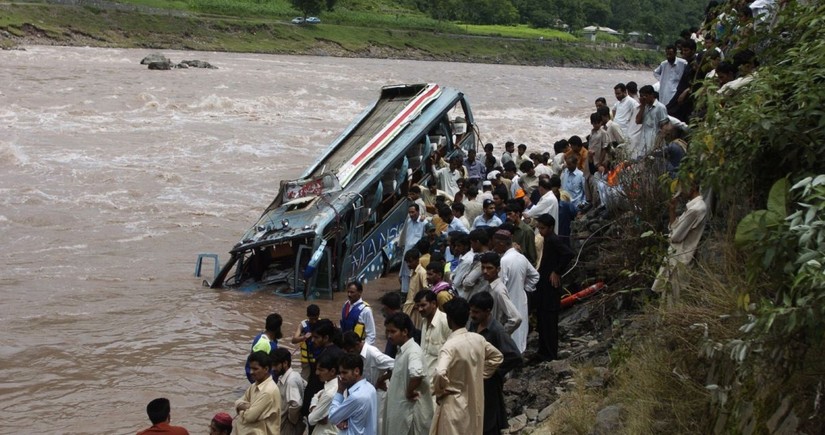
[1, 0, 666, 67]
[537, 1, 825, 433]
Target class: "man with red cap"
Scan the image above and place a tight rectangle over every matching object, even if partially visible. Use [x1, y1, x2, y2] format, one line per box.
[209, 413, 233, 435]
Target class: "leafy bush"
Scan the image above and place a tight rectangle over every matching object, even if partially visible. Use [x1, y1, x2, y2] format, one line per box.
[684, 1, 825, 204]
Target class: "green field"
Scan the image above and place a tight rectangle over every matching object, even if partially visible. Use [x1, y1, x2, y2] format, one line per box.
[0, 0, 659, 68]
[461, 24, 577, 42]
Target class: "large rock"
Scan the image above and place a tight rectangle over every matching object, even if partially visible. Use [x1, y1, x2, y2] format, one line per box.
[140, 53, 171, 65]
[508, 414, 528, 433]
[147, 61, 173, 70]
[548, 359, 576, 377]
[589, 405, 625, 435]
[538, 399, 562, 422]
[179, 59, 217, 69]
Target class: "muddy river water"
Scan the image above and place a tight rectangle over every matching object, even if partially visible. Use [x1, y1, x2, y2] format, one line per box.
[0, 45, 650, 433]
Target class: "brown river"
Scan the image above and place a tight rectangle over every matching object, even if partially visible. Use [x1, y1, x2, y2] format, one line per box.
[0, 45, 650, 433]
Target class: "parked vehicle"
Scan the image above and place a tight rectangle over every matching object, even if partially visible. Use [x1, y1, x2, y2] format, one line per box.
[306, 17, 321, 24]
[291, 17, 304, 24]
[207, 84, 478, 299]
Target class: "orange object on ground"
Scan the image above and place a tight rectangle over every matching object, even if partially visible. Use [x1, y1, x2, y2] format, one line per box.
[560, 281, 605, 309]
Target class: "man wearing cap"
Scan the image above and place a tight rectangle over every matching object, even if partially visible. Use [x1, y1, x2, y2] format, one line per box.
[491, 229, 539, 353]
[486, 169, 501, 184]
[473, 199, 502, 230]
[478, 180, 494, 203]
[209, 412, 232, 435]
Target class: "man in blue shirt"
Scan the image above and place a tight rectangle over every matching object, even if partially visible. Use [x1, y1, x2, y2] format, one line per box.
[329, 353, 378, 435]
[463, 148, 486, 187]
[560, 154, 587, 208]
[245, 313, 282, 383]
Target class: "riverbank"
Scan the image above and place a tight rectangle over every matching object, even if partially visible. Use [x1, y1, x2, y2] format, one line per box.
[0, 1, 659, 68]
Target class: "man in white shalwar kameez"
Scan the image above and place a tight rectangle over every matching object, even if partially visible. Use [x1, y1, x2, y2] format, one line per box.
[652, 184, 708, 307]
[492, 230, 539, 353]
[384, 312, 433, 435]
[307, 353, 340, 435]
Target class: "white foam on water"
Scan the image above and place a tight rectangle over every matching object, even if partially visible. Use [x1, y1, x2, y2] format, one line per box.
[0, 141, 30, 166]
[114, 229, 170, 244]
[30, 244, 89, 254]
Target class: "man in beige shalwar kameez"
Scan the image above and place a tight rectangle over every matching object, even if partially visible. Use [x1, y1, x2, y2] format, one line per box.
[430, 298, 502, 435]
[234, 351, 282, 435]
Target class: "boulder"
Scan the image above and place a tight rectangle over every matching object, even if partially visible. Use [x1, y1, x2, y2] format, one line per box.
[141, 53, 171, 65]
[176, 62, 189, 69]
[180, 60, 217, 69]
[538, 399, 562, 422]
[147, 61, 174, 70]
[508, 414, 528, 433]
[548, 359, 576, 377]
[503, 377, 527, 394]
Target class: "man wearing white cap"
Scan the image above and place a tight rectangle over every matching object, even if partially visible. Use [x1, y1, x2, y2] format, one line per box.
[478, 179, 494, 203]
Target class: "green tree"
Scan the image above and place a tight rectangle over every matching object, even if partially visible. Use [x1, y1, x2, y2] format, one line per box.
[425, 0, 458, 21]
[457, 0, 518, 24]
[580, 0, 612, 26]
[554, 0, 584, 29]
[291, 0, 323, 17]
[512, 0, 557, 26]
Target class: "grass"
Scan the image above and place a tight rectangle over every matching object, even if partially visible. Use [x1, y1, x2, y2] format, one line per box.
[461, 23, 577, 42]
[187, 0, 296, 18]
[540, 365, 608, 434]
[118, 0, 191, 11]
[0, 1, 659, 67]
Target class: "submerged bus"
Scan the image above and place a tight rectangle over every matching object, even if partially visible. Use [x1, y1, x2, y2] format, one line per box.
[208, 83, 478, 298]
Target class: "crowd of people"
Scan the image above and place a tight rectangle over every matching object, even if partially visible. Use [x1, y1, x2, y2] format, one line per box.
[134, 1, 779, 433]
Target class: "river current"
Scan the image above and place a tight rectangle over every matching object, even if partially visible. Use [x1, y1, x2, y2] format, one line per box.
[0, 45, 650, 433]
